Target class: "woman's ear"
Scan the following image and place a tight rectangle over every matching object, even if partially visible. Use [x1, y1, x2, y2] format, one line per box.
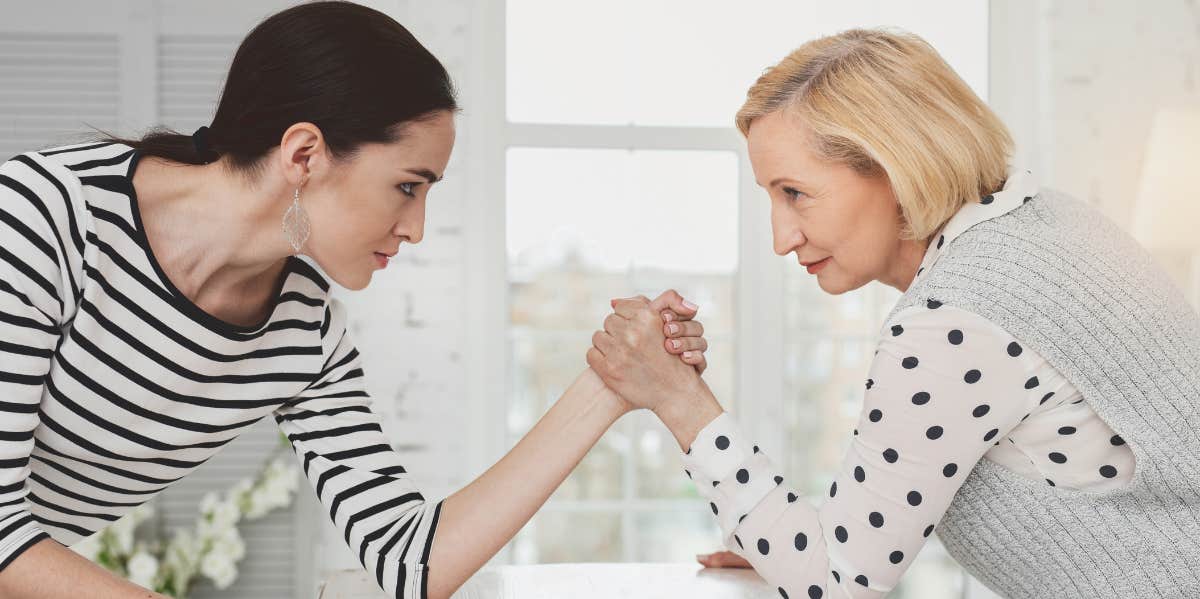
[278, 122, 327, 186]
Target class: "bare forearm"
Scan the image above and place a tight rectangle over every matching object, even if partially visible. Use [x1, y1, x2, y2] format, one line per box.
[0, 538, 167, 599]
[425, 368, 627, 599]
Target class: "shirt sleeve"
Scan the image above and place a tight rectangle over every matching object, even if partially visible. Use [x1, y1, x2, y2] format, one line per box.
[682, 303, 1043, 598]
[274, 300, 440, 599]
[0, 155, 76, 572]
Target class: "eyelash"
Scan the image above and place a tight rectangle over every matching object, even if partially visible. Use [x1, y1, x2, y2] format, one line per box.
[782, 187, 806, 201]
[397, 182, 418, 197]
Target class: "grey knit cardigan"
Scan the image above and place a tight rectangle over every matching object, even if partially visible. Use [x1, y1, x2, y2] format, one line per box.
[887, 189, 1200, 599]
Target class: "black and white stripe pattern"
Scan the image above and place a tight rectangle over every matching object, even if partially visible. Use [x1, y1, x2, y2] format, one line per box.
[0, 142, 439, 598]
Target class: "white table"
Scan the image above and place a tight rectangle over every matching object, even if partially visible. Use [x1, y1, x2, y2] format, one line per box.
[320, 563, 778, 599]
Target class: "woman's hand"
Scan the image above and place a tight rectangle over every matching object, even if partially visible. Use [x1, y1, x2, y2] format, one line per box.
[655, 291, 709, 375]
[587, 290, 724, 449]
[697, 550, 753, 569]
[587, 291, 705, 412]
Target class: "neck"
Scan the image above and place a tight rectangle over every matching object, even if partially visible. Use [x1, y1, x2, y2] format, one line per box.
[131, 156, 297, 302]
[880, 234, 933, 293]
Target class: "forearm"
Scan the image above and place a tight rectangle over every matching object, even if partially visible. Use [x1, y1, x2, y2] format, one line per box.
[0, 538, 167, 599]
[425, 368, 627, 599]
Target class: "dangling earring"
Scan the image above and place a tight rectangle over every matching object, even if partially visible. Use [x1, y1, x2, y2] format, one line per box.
[282, 182, 311, 255]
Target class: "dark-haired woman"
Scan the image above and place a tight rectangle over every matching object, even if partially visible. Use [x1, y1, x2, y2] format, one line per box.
[0, 3, 709, 598]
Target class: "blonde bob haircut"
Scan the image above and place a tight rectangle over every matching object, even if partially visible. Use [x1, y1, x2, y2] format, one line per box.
[736, 28, 1014, 240]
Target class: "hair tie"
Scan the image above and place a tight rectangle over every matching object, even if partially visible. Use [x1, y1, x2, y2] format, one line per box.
[191, 126, 218, 163]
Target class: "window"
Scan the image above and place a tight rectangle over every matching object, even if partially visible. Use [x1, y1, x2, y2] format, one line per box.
[495, 1, 996, 596]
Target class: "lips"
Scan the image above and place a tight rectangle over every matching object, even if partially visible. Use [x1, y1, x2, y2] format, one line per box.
[803, 256, 831, 274]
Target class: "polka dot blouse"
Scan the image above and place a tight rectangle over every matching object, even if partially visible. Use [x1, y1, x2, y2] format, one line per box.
[681, 170, 1135, 598]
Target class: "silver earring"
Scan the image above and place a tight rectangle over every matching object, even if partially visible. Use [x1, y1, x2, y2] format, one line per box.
[282, 185, 311, 255]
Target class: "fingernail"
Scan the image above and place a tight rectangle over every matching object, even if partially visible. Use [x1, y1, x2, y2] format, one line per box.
[671, 339, 681, 349]
[683, 351, 693, 358]
[662, 311, 675, 322]
[668, 323, 679, 335]
[683, 299, 699, 310]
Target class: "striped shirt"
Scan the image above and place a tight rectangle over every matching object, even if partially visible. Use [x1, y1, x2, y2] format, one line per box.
[0, 141, 440, 599]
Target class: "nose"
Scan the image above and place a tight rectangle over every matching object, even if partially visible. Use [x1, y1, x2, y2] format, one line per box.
[395, 198, 426, 244]
[770, 200, 804, 256]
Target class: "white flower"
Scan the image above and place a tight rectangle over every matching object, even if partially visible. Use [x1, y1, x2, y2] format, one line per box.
[70, 533, 103, 561]
[109, 515, 137, 556]
[211, 527, 246, 562]
[199, 492, 220, 518]
[210, 497, 241, 530]
[200, 550, 238, 589]
[127, 551, 159, 589]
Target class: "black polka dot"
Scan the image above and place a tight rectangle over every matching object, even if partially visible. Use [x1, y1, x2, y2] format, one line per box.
[981, 194, 995, 205]
[883, 448, 899, 463]
[891, 325, 904, 336]
[854, 466, 866, 482]
[865, 379, 874, 390]
[1040, 392, 1055, 405]
[917, 267, 925, 276]
[1111, 434, 1126, 446]
[835, 526, 848, 543]
[829, 482, 837, 497]
[808, 586, 822, 599]
[964, 369, 982, 384]
[739, 515, 747, 524]
[927, 299, 943, 309]
[853, 429, 858, 436]
[794, 532, 808, 551]
[787, 492, 798, 503]
[737, 469, 750, 483]
[972, 404, 990, 418]
[710, 502, 718, 515]
[685, 469, 691, 479]
[778, 588, 788, 599]
[943, 463, 958, 477]
[758, 538, 770, 555]
[869, 409, 883, 422]
[912, 391, 931, 405]
[923, 524, 934, 537]
[926, 425, 944, 440]
[774, 475, 784, 485]
[855, 575, 869, 587]
[1049, 452, 1067, 464]
[869, 512, 884, 528]
[1046, 478, 1056, 487]
[712, 481, 720, 487]
[1024, 376, 1040, 389]
[983, 428, 999, 442]
[1058, 426, 1076, 435]
[831, 571, 840, 583]
[715, 436, 730, 450]
[902, 356, 919, 369]
[936, 235, 945, 249]
[907, 491, 923, 506]
[753, 446, 760, 453]
[1100, 465, 1118, 478]
[948, 329, 964, 345]
[735, 535, 743, 549]
[889, 550, 905, 564]
[1007, 342, 1023, 357]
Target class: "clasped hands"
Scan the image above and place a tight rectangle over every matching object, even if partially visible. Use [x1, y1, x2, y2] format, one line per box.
[586, 290, 724, 450]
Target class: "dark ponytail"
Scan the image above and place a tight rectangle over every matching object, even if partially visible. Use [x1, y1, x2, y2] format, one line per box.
[100, 1, 457, 174]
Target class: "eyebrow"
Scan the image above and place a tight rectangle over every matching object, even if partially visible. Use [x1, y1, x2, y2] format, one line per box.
[405, 168, 443, 183]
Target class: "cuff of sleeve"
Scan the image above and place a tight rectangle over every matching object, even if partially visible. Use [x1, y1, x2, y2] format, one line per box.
[681, 411, 753, 483]
[0, 527, 49, 573]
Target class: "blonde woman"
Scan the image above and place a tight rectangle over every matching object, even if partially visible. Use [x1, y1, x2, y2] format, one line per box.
[589, 29, 1200, 599]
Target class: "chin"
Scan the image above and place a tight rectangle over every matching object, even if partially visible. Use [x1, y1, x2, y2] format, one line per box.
[816, 271, 869, 296]
[326, 268, 373, 291]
